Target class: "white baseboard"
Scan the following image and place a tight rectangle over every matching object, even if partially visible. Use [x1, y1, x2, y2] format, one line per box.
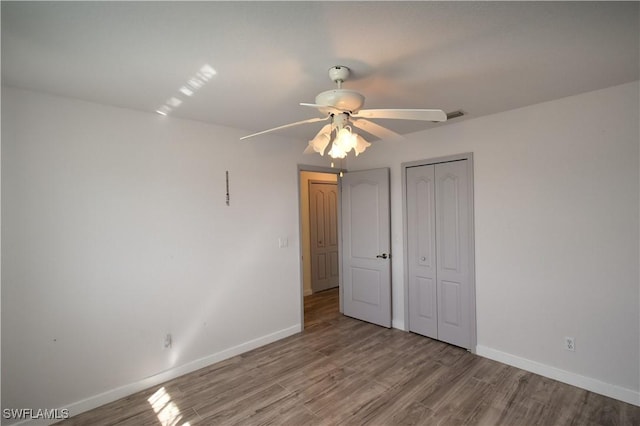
[476, 345, 640, 407]
[12, 325, 301, 426]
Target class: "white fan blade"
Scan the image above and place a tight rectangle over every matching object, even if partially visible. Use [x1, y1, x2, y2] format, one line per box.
[352, 118, 403, 141]
[315, 123, 332, 134]
[240, 116, 329, 140]
[303, 144, 316, 154]
[300, 102, 350, 115]
[353, 109, 447, 122]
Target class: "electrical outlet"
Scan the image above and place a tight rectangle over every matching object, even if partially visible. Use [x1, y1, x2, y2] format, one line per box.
[164, 333, 172, 349]
[564, 336, 575, 352]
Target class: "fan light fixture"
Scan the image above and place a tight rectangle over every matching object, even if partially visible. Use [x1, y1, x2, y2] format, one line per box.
[307, 114, 372, 159]
[241, 65, 448, 159]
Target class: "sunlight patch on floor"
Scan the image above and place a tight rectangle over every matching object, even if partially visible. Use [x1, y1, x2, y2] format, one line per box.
[147, 387, 191, 426]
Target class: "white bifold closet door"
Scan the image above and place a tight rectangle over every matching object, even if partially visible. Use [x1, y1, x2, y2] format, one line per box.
[407, 160, 472, 349]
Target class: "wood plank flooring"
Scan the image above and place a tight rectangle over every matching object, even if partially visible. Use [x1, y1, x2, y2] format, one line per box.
[58, 287, 639, 425]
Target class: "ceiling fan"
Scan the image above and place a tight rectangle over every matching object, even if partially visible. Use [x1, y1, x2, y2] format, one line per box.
[240, 66, 447, 158]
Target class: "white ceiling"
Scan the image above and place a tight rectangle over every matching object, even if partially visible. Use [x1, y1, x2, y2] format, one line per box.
[2, 1, 638, 140]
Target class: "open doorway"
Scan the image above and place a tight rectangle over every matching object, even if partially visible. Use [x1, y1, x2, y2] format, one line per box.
[299, 169, 341, 329]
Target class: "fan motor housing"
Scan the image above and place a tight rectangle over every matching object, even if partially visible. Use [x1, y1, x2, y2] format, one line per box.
[315, 89, 365, 113]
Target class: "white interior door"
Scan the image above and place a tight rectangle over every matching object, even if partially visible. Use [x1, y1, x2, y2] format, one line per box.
[341, 168, 391, 328]
[407, 165, 438, 338]
[435, 160, 471, 348]
[309, 182, 339, 293]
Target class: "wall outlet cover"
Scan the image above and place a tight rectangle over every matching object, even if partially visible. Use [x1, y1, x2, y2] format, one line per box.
[564, 336, 575, 352]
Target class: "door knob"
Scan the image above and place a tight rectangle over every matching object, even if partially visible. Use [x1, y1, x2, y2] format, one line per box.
[376, 253, 389, 259]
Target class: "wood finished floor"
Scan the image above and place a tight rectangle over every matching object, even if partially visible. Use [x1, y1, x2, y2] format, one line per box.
[58, 287, 639, 425]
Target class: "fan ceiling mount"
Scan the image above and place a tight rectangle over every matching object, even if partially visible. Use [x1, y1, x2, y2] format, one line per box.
[241, 65, 448, 159]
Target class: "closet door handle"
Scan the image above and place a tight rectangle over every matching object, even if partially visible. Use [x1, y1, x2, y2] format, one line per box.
[376, 253, 389, 259]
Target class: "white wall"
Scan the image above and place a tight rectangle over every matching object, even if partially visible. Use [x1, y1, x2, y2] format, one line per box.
[1, 87, 330, 419]
[349, 81, 640, 403]
[0, 84, 3, 415]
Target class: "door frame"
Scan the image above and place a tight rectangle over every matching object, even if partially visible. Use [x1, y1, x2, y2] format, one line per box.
[401, 153, 477, 352]
[297, 164, 345, 331]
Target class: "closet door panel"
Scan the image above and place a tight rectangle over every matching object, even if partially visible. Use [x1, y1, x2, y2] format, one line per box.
[407, 165, 438, 338]
[435, 160, 471, 348]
